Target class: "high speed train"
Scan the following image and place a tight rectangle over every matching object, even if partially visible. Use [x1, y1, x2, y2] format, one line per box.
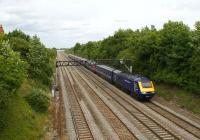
[68, 54, 156, 100]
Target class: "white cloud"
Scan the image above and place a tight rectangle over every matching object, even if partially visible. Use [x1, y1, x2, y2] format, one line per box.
[0, 0, 200, 48]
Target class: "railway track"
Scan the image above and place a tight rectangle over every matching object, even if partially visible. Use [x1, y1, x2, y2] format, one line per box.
[144, 101, 200, 139]
[68, 66, 138, 140]
[59, 58, 139, 139]
[74, 65, 199, 140]
[58, 53, 200, 139]
[74, 66, 180, 140]
[61, 67, 94, 140]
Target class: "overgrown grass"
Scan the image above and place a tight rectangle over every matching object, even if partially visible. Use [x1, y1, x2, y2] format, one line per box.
[0, 81, 50, 140]
[156, 83, 200, 115]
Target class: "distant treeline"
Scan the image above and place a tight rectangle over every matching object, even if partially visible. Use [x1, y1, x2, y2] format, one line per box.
[66, 21, 200, 93]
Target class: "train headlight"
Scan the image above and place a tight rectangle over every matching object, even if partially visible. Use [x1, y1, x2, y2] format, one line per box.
[141, 92, 147, 94]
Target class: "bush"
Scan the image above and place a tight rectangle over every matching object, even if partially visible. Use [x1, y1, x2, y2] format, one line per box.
[0, 41, 27, 106]
[0, 108, 6, 131]
[25, 89, 50, 112]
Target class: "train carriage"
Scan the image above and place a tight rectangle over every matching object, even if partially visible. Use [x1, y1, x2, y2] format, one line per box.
[96, 65, 114, 81]
[113, 73, 135, 94]
[85, 60, 96, 72]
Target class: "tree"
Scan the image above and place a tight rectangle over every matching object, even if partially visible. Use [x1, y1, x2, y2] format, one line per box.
[188, 21, 200, 92]
[6, 29, 30, 42]
[0, 41, 27, 105]
[27, 36, 53, 86]
[73, 43, 81, 54]
[8, 37, 30, 60]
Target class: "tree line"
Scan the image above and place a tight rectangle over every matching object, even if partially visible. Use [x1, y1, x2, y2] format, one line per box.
[0, 29, 56, 130]
[66, 21, 200, 94]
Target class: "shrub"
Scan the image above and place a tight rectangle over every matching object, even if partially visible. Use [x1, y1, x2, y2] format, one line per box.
[0, 41, 27, 106]
[25, 89, 50, 113]
[27, 36, 53, 86]
[0, 108, 6, 131]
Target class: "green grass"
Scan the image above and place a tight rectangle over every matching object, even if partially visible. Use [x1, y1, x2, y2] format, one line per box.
[0, 81, 50, 140]
[156, 83, 200, 115]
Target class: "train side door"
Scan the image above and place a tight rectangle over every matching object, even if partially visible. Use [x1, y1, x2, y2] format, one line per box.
[134, 82, 139, 94]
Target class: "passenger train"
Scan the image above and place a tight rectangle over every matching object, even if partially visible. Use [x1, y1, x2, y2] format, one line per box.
[68, 54, 155, 100]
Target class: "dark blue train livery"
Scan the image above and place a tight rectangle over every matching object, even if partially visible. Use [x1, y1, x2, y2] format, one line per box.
[96, 65, 115, 81]
[68, 54, 155, 100]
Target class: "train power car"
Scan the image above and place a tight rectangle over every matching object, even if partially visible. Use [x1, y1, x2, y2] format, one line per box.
[113, 73, 155, 99]
[95, 65, 155, 100]
[68, 54, 156, 100]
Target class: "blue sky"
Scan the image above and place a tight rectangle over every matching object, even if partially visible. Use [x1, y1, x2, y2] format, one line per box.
[0, 0, 200, 48]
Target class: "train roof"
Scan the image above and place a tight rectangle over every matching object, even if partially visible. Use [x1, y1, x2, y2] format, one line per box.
[97, 65, 123, 74]
[118, 73, 150, 82]
[76, 56, 87, 61]
[69, 54, 88, 61]
[113, 69, 122, 74]
[97, 65, 115, 71]
[87, 60, 96, 64]
[80, 58, 88, 61]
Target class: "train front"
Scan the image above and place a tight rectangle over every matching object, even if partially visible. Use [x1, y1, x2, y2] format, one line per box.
[136, 77, 155, 100]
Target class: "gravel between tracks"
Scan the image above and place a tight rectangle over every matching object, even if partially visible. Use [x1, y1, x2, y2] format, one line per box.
[65, 66, 119, 139]
[61, 67, 94, 139]
[68, 67, 139, 140]
[58, 67, 76, 139]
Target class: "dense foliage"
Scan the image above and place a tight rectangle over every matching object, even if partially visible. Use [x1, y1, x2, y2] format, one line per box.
[6, 31, 56, 86]
[0, 29, 56, 132]
[67, 21, 200, 93]
[0, 42, 26, 106]
[25, 89, 50, 112]
[0, 41, 27, 131]
[27, 36, 54, 85]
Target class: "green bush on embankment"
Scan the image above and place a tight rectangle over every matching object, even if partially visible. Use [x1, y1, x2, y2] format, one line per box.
[25, 88, 50, 113]
[0, 30, 56, 139]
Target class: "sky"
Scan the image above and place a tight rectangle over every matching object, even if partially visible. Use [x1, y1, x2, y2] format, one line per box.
[0, 0, 200, 48]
